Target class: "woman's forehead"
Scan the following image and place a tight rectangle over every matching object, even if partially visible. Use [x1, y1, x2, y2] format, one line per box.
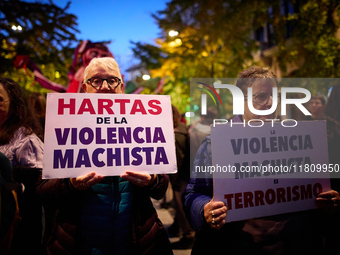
[0, 84, 9, 96]
[88, 66, 121, 78]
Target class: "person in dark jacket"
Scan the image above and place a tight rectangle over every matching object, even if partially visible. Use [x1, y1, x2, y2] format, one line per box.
[36, 57, 173, 255]
[320, 83, 340, 253]
[183, 66, 340, 255]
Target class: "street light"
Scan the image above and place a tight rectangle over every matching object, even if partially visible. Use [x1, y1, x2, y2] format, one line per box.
[11, 25, 22, 31]
[169, 38, 182, 47]
[185, 112, 194, 118]
[168, 30, 178, 37]
[142, 74, 150, 80]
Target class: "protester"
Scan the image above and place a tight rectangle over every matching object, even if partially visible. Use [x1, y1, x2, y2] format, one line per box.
[36, 57, 173, 255]
[169, 105, 195, 249]
[321, 84, 340, 254]
[322, 84, 340, 188]
[0, 77, 44, 254]
[305, 94, 325, 120]
[183, 66, 340, 255]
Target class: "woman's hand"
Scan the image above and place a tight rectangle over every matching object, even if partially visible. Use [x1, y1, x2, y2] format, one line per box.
[316, 189, 340, 208]
[120, 171, 157, 187]
[204, 196, 228, 230]
[70, 172, 104, 190]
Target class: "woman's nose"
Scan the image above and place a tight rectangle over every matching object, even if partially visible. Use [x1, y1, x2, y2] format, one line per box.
[100, 80, 110, 91]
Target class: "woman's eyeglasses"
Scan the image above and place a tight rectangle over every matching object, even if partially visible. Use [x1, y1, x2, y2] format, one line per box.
[86, 76, 121, 90]
[245, 92, 272, 106]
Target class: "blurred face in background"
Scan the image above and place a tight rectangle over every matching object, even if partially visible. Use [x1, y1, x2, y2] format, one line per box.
[83, 48, 109, 66]
[0, 84, 10, 128]
[309, 98, 323, 117]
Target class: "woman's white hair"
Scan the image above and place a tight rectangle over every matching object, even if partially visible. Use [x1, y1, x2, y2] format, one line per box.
[83, 57, 121, 81]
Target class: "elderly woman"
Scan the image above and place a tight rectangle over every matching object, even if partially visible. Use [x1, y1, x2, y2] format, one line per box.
[36, 58, 173, 255]
[0, 77, 44, 254]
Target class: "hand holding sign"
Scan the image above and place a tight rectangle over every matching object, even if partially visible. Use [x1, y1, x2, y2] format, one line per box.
[316, 190, 340, 209]
[120, 171, 157, 187]
[203, 196, 227, 230]
[70, 172, 104, 190]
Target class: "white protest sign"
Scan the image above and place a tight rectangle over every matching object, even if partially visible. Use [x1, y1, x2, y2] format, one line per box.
[43, 93, 177, 179]
[211, 121, 331, 222]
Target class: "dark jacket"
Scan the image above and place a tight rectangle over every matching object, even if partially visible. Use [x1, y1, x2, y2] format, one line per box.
[81, 177, 134, 255]
[36, 174, 173, 255]
[0, 153, 21, 254]
[11, 166, 43, 255]
[324, 116, 340, 191]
